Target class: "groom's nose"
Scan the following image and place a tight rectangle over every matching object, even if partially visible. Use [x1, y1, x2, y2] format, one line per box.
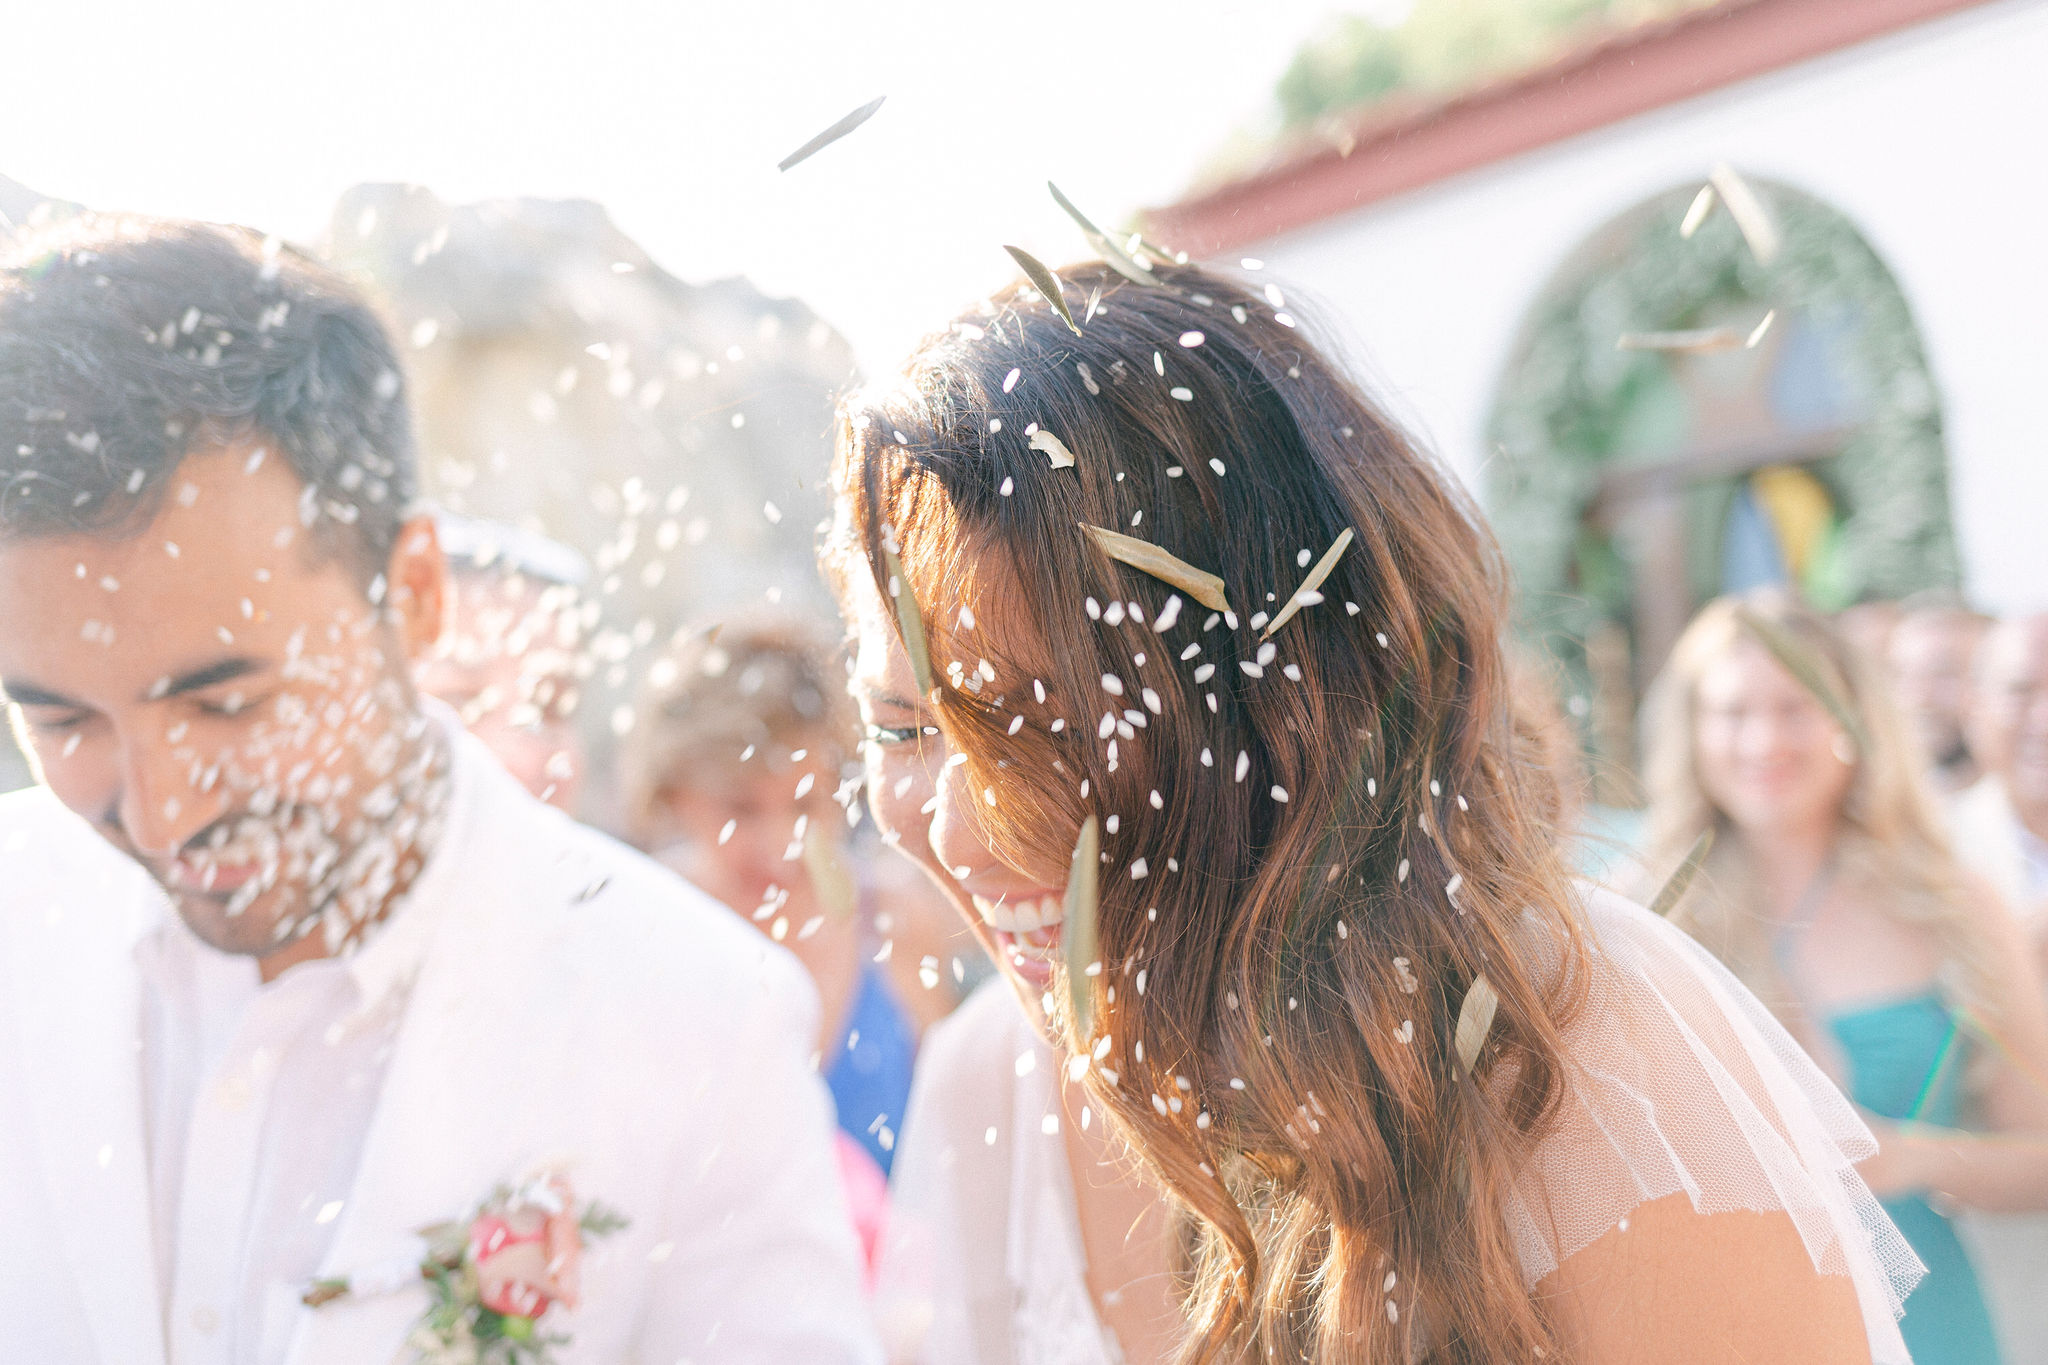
[113, 723, 227, 860]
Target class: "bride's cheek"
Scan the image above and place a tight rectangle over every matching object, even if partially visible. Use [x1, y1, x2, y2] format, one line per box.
[928, 761, 1005, 883]
[867, 751, 937, 855]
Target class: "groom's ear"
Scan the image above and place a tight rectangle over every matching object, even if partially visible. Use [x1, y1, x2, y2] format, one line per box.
[384, 516, 448, 663]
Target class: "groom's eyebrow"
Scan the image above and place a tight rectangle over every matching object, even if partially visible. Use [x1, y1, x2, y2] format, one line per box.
[149, 656, 267, 701]
[0, 679, 83, 708]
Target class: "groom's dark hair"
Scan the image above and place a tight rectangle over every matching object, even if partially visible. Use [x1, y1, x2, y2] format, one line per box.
[0, 214, 416, 585]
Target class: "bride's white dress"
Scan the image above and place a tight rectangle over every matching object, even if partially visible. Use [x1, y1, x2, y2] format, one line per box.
[874, 884, 1923, 1364]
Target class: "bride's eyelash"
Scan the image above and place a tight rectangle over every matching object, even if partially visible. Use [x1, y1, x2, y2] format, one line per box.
[864, 723, 936, 745]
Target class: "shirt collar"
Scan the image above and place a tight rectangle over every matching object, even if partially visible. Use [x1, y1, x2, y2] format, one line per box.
[339, 700, 475, 1012]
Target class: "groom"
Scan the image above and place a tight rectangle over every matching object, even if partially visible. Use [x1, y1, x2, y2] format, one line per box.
[0, 217, 878, 1364]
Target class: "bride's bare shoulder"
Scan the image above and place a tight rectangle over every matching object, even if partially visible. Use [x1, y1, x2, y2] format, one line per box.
[1538, 1192, 1870, 1365]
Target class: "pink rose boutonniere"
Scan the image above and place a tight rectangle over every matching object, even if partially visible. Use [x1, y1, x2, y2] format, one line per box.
[305, 1173, 628, 1365]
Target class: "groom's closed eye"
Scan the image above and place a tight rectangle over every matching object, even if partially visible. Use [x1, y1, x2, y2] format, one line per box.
[2, 681, 93, 729]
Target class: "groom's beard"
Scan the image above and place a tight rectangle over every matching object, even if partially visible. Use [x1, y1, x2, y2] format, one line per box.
[111, 723, 452, 960]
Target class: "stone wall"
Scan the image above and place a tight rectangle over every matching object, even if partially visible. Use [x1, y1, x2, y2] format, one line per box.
[324, 184, 861, 825]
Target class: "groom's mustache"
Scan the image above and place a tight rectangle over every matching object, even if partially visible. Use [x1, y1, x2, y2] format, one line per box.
[103, 803, 343, 902]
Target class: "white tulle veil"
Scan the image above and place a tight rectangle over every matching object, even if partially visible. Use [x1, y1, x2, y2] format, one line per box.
[876, 883, 1923, 1364]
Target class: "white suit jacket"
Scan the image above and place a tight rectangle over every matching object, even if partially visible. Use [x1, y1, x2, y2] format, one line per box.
[0, 730, 881, 1365]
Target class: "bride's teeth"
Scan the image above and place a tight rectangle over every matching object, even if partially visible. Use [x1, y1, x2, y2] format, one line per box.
[974, 893, 1068, 939]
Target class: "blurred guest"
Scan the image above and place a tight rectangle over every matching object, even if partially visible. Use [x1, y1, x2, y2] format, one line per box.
[1953, 613, 2048, 958]
[1839, 597, 1904, 667]
[624, 621, 978, 1271]
[1890, 596, 1993, 793]
[1508, 645, 1644, 881]
[413, 514, 588, 812]
[1644, 592, 2048, 1365]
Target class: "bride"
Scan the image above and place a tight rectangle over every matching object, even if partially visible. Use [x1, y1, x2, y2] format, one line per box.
[827, 259, 1920, 1363]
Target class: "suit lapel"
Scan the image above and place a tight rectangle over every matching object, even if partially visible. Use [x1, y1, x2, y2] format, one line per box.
[281, 969, 486, 1365]
[287, 743, 648, 1365]
[3, 812, 167, 1365]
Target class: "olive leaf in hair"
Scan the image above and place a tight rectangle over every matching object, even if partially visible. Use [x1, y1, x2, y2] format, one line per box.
[1064, 814, 1102, 1039]
[1003, 246, 1082, 336]
[776, 95, 887, 172]
[1029, 428, 1077, 469]
[1646, 828, 1714, 919]
[1131, 234, 1185, 267]
[1261, 527, 1355, 640]
[1733, 604, 1870, 757]
[880, 545, 935, 696]
[1453, 973, 1500, 1080]
[1080, 523, 1232, 614]
[1047, 181, 1161, 290]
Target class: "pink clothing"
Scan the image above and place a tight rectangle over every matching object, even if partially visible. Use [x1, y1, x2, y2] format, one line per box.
[835, 1131, 890, 1291]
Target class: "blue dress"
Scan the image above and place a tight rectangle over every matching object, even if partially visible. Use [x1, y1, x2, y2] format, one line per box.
[826, 958, 918, 1177]
[1828, 991, 2002, 1365]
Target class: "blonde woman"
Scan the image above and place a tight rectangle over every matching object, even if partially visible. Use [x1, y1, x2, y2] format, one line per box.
[1643, 591, 2048, 1365]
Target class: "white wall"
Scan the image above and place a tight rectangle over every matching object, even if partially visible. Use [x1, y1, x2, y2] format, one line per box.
[1253, 0, 2048, 613]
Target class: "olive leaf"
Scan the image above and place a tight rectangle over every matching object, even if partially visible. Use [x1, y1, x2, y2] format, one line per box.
[1679, 183, 1717, 238]
[1708, 162, 1781, 265]
[802, 821, 859, 920]
[1064, 815, 1102, 1039]
[1048, 181, 1161, 289]
[1647, 829, 1714, 919]
[1132, 234, 1183, 266]
[1004, 246, 1082, 335]
[1030, 429, 1077, 469]
[1080, 523, 1231, 613]
[777, 95, 887, 172]
[881, 544, 934, 696]
[1734, 604, 1870, 757]
[1262, 527, 1354, 640]
[1453, 973, 1500, 1080]
[1616, 327, 1744, 353]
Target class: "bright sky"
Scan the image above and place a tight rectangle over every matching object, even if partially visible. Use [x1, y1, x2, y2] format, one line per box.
[0, 0, 1388, 370]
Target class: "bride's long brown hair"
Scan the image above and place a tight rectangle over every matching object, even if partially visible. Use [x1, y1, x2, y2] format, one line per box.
[832, 261, 1589, 1363]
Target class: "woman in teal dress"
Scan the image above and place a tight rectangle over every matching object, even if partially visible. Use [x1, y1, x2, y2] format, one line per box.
[1641, 592, 2048, 1365]
[1829, 992, 1999, 1362]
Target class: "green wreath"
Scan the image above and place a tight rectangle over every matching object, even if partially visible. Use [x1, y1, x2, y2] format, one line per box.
[1485, 176, 1959, 684]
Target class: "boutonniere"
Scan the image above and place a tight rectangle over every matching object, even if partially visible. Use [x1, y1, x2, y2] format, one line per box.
[304, 1173, 628, 1365]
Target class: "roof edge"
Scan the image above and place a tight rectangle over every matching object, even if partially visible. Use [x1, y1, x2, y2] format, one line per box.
[1145, 0, 1996, 256]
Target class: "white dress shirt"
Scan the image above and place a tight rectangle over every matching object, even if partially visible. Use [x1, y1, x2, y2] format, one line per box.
[135, 870, 435, 1365]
